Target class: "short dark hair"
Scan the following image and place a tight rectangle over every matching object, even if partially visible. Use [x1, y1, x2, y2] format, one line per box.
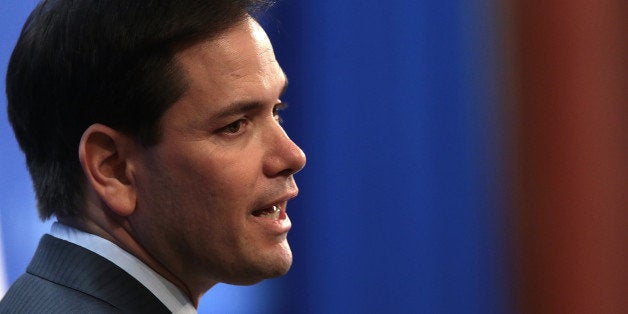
[7, 0, 272, 220]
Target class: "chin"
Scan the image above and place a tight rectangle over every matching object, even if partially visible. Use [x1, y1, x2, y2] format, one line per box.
[267, 254, 293, 278]
[228, 244, 293, 286]
[271, 241, 294, 275]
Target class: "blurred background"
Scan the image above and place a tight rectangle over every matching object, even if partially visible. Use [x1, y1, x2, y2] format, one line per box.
[1, 1, 625, 313]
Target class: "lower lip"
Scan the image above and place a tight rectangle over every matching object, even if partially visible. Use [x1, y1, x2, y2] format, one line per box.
[250, 211, 291, 235]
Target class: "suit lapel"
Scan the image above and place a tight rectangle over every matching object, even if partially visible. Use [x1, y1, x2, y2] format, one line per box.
[27, 235, 171, 313]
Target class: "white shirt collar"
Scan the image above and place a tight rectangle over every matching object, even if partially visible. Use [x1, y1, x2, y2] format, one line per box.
[49, 222, 197, 314]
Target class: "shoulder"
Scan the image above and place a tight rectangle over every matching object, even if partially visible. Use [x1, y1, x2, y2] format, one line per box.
[0, 235, 170, 313]
[0, 272, 119, 313]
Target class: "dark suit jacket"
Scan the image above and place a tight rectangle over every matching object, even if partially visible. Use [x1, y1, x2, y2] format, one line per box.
[0, 234, 171, 313]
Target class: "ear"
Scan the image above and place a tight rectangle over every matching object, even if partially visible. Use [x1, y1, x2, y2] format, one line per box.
[78, 124, 138, 217]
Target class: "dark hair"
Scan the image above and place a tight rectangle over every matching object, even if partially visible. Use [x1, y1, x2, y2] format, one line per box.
[7, 0, 272, 220]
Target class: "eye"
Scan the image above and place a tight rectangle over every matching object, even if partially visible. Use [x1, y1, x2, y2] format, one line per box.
[273, 103, 287, 124]
[220, 119, 246, 134]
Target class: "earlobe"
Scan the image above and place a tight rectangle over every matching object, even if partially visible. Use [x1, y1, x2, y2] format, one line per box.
[78, 124, 137, 217]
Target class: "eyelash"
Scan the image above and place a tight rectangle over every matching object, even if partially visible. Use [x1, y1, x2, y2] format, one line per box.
[273, 102, 287, 124]
[219, 103, 288, 136]
[220, 119, 247, 135]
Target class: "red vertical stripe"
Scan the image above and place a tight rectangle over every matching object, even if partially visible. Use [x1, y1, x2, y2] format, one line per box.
[511, 0, 628, 313]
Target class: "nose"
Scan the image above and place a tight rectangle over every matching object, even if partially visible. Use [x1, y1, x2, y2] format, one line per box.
[263, 124, 306, 178]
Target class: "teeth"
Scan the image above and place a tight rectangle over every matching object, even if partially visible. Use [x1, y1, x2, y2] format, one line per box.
[260, 205, 280, 220]
[252, 205, 282, 220]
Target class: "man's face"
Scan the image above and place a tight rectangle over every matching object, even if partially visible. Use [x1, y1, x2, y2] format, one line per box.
[128, 18, 306, 288]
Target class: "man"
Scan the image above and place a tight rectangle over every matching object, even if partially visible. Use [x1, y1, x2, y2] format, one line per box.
[0, 0, 306, 312]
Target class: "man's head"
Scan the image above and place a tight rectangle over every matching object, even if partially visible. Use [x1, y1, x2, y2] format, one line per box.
[6, 0, 273, 219]
[115, 16, 305, 288]
[7, 0, 306, 296]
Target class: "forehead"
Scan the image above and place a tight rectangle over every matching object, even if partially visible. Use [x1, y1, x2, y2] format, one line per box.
[174, 17, 284, 98]
[160, 17, 286, 135]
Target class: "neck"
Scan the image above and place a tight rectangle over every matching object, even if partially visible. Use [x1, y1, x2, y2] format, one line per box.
[58, 211, 203, 306]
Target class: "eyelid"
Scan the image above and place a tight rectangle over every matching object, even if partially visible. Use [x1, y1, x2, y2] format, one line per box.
[218, 118, 247, 135]
[216, 102, 287, 136]
[273, 102, 288, 114]
[273, 103, 288, 124]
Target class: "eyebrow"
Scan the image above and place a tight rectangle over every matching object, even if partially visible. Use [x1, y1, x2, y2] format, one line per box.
[212, 78, 289, 120]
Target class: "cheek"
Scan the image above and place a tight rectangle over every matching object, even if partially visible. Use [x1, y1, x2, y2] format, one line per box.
[182, 149, 263, 195]
[150, 143, 267, 231]
[167, 153, 260, 228]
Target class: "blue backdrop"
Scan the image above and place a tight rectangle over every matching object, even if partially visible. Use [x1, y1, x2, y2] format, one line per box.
[1, 1, 507, 313]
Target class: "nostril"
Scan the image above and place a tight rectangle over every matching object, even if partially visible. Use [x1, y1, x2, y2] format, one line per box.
[277, 168, 295, 177]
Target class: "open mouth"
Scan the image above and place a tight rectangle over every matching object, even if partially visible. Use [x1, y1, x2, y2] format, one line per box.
[251, 205, 281, 220]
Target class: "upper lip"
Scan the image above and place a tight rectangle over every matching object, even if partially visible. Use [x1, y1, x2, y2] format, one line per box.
[254, 189, 299, 213]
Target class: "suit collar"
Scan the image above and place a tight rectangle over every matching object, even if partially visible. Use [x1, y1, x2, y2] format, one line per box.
[27, 235, 171, 313]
